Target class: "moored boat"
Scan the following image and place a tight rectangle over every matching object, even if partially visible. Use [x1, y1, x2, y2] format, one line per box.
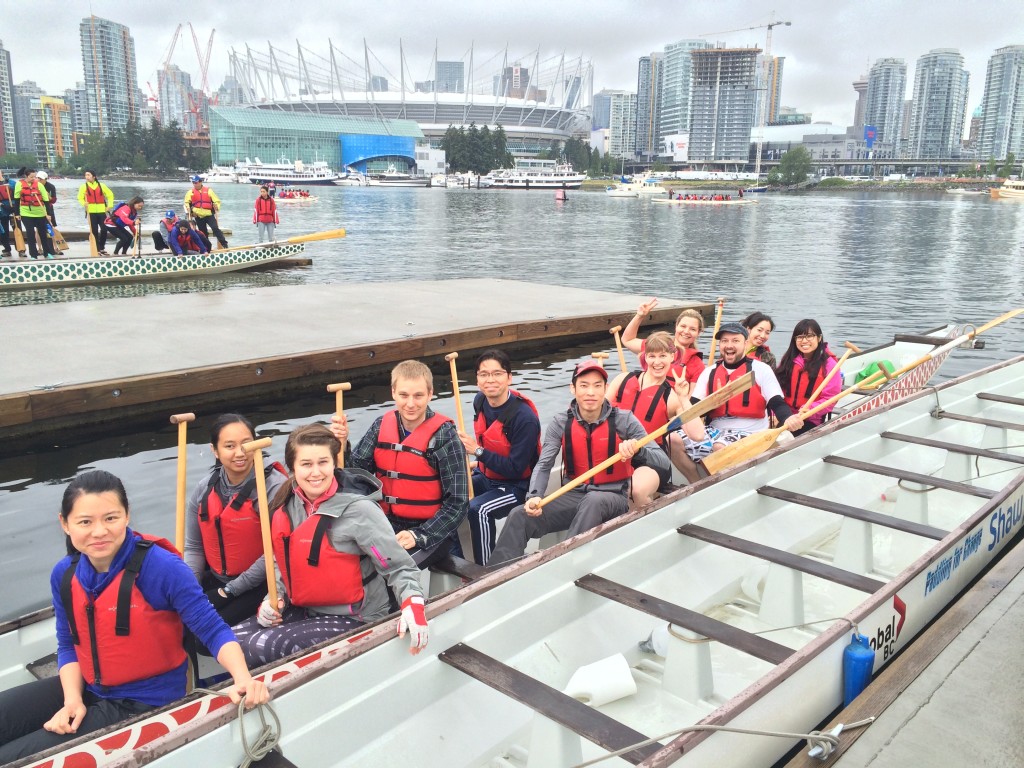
[16, 347, 1024, 768]
[606, 185, 640, 198]
[483, 159, 586, 189]
[988, 178, 1024, 200]
[247, 157, 340, 186]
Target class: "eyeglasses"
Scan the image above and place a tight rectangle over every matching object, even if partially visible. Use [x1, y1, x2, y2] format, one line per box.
[477, 371, 509, 380]
[795, 333, 820, 341]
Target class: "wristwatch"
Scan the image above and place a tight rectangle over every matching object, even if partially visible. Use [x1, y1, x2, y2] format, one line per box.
[474, 447, 485, 459]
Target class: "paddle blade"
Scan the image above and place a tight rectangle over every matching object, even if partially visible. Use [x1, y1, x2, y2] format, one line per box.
[285, 228, 347, 245]
[699, 427, 786, 475]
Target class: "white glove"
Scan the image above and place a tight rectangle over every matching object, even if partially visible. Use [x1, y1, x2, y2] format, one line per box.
[256, 597, 283, 627]
[397, 595, 428, 654]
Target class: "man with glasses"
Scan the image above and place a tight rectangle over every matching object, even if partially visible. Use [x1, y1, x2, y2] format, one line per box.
[456, 350, 542, 565]
[670, 322, 804, 477]
[488, 360, 669, 566]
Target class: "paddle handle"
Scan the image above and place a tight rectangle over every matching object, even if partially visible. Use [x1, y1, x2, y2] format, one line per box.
[705, 297, 725, 369]
[242, 437, 278, 608]
[171, 412, 195, 553]
[328, 383, 351, 467]
[445, 352, 475, 500]
[609, 326, 628, 374]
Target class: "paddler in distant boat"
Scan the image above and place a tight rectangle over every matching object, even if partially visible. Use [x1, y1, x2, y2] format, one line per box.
[183, 414, 288, 627]
[774, 319, 841, 435]
[621, 299, 707, 384]
[741, 311, 777, 368]
[0, 470, 267, 764]
[669, 322, 803, 481]
[332, 360, 469, 570]
[230, 425, 428, 666]
[488, 360, 669, 565]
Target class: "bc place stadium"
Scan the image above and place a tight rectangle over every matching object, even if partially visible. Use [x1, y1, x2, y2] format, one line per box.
[207, 40, 594, 175]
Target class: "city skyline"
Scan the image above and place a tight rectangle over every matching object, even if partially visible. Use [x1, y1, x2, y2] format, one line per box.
[1, 0, 1022, 131]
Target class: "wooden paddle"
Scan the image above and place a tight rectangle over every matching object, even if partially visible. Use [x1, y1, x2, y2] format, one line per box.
[537, 371, 753, 509]
[445, 352, 475, 500]
[132, 219, 141, 258]
[800, 340, 861, 408]
[327, 382, 351, 467]
[12, 216, 26, 254]
[242, 436, 278, 609]
[87, 212, 99, 256]
[705, 296, 726, 369]
[591, 351, 610, 366]
[203, 228, 348, 258]
[609, 325, 628, 373]
[169, 412, 196, 554]
[700, 308, 1023, 474]
[51, 225, 69, 252]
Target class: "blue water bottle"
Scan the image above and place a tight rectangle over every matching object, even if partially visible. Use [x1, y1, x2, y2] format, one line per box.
[843, 632, 875, 706]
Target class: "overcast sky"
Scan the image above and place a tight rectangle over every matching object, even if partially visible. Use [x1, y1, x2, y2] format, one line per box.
[4, 0, 1023, 126]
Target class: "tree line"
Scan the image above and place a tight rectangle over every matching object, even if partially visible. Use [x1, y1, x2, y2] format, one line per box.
[440, 124, 515, 174]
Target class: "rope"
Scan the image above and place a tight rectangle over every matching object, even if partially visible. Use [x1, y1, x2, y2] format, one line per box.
[665, 616, 857, 644]
[570, 718, 876, 767]
[192, 687, 282, 767]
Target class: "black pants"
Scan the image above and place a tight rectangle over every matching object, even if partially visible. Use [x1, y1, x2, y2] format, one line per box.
[106, 226, 135, 255]
[0, 677, 152, 763]
[195, 215, 228, 248]
[388, 515, 455, 570]
[21, 216, 54, 257]
[88, 212, 108, 250]
[0, 214, 10, 253]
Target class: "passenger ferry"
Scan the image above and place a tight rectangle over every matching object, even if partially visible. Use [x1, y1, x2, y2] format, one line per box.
[246, 156, 340, 186]
[482, 159, 586, 189]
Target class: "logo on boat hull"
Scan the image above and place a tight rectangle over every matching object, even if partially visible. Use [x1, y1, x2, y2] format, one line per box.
[869, 594, 906, 662]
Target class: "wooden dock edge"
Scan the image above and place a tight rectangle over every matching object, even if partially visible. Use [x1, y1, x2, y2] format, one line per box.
[0, 304, 700, 446]
[784, 531, 1024, 767]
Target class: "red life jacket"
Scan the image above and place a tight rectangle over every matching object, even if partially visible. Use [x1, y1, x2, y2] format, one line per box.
[473, 390, 541, 481]
[162, 216, 179, 232]
[254, 196, 276, 222]
[784, 354, 836, 412]
[84, 182, 106, 205]
[270, 490, 370, 608]
[191, 187, 214, 210]
[561, 408, 633, 485]
[174, 229, 202, 252]
[18, 179, 44, 208]
[612, 371, 671, 434]
[373, 411, 450, 520]
[198, 463, 287, 577]
[707, 359, 768, 419]
[59, 535, 186, 688]
[104, 202, 135, 227]
[0, 184, 11, 203]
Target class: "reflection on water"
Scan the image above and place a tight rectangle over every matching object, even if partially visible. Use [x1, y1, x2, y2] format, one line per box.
[2, 183, 1023, 617]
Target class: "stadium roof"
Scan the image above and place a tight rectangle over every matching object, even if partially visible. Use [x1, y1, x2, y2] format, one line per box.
[209, 106, 424, 138]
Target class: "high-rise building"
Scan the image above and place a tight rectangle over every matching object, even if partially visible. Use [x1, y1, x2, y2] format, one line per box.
[0, 40, 16, 155]
[977, 45, 1024, 161]
[688, 47, 759, 162]
[592, 90, 612, 130]
[864, 58, 907, 145]
[635, 53, 662, 158]
[755, 55, 784, 127]
[217, 75, 245, 107]
[852, 75, 868, 129]
[607, 90, 637, 159]
[13, 81, 44, 158]
[967, 105, 983, 150]
[435, 61, 465, 93]
[370, 76, 388, 92]
[159, 65, 195, 129]
[31, 95, 74, 167]
[80, 15, 140, 135]
[63, 82, 90, 134]
[906, 49, 969, 159]
[658, 39, 711, 144]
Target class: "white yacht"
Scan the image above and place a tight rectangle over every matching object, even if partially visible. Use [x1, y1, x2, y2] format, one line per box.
[246, 156, 339, 186]
[483, 159, 586, 189]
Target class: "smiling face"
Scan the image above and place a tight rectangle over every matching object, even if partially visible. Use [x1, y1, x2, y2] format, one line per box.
[61, 492, 130, 573]
[213, 421, 256, 485]
[795, 331, 821, 357]
[571, 371, 608, 420]
[393, 376, 432, 430]
[476, 358, 512, 404]
[643, 349, 674, 381]
[293, 444, 336, 501]
[748, 320, 773, 348]
[718, 332, 748, 364]
[674, 316, 702, 349]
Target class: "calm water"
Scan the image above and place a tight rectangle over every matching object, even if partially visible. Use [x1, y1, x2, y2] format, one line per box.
[1, 182, 1022, 618]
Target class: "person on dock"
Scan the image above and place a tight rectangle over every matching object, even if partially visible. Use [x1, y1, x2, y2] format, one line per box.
[775, 319, 841, 435]
[231, 425, 428, 666]
[77, 170, 114, 255]
[669, 322, 804, 480]
[331, 360, 469, 570]
[169, 219, 210, 256]
[488, 360, 668, 566]
[253, 185, 279, 243]
[621, 299, 707, 384]
[184, 175, 228, 250]
[606, 332, 707, 504]
[183, 414, 288, 628]
[13, 169, 55, 259]
[456, 349, 542, 565]
[741, 312, 777, 368]
[103, 197, 144, 256]
[36, 172, 57, 226]
[0, 172, 12, 257]
[0, 470, 267, 764]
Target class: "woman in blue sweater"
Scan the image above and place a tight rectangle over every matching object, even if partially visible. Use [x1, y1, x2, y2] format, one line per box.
[0, 470, 268, 763]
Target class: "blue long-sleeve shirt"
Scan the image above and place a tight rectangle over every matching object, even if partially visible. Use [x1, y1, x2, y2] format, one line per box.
[51, 529, 236, 707]
[473, 392, 541, 490]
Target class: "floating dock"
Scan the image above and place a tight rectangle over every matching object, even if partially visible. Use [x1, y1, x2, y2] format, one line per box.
[0, 279, 708, 441]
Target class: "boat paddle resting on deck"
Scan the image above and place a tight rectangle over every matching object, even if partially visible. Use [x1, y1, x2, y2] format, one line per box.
[0, 229, 346, 291]
[16, 346, 1024, 768]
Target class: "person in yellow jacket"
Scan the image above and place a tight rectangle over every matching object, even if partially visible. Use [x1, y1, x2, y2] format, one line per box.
[14, 169, 54, 259]
[77, 170, 114, 256]
[184, 176, 228, 249]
